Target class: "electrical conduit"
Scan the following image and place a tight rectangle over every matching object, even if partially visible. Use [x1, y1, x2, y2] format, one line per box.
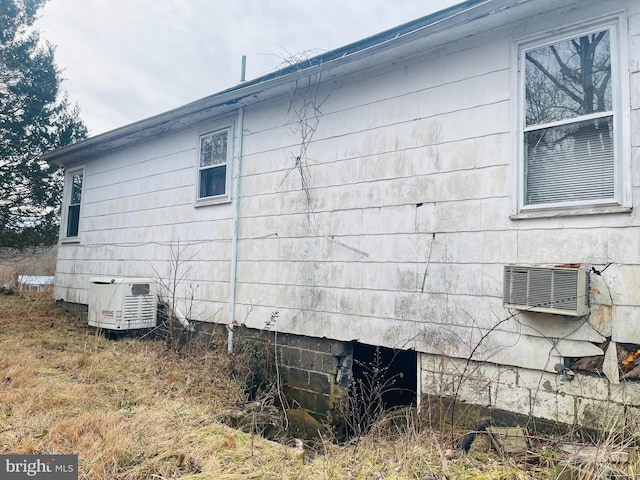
[228, 106, 244, 353]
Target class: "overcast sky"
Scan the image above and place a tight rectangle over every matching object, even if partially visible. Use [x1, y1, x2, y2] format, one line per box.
[36, 1, 461, 136]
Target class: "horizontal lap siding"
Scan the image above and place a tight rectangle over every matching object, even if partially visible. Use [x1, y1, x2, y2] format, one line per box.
[236, 33, 524, 366]
[55, 127, 234, 316]
[54, 1, 640, 372]
[233, 2, 640, 370]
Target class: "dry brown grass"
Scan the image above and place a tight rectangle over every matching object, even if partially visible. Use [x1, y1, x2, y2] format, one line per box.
[1, 294, 635, 479]
[0, 293, 270, 479]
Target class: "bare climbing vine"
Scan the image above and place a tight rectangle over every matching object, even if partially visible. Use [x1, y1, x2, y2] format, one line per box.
[277, 50, 333, 224]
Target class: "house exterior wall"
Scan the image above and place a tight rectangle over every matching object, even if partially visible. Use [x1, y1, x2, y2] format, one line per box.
[54, 0, 640, 424]
[55, 125, 236, 320]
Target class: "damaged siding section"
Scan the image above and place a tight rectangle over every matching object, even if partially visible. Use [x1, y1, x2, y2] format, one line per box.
[51, 0, 640, 426]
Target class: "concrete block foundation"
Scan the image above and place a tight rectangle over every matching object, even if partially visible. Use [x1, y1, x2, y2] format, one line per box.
[231, 327, 354, 426]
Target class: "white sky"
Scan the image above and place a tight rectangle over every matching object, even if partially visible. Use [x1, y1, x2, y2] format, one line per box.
[36, 1, 462, 136]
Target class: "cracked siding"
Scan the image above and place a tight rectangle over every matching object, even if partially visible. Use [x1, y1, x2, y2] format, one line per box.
[52, 0, 640, 424]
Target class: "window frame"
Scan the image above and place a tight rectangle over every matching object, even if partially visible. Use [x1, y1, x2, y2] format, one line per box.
[195, 123, 234, 206]
[512, 14, 631, 218]
[61, 166, 84, 242]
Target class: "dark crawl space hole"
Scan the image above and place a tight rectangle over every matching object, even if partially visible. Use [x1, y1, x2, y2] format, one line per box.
[350, 343, 417, 425]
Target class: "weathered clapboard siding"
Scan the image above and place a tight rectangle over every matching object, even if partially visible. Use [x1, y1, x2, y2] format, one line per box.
[55, 124, 237, 306]
[49, 0, 640, 423]
[223, 1, 639, 376]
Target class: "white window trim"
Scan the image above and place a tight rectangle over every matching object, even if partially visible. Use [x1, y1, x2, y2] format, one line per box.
[195, 122, 235, 207]
[60, 165, 84, 243]
[511, 13, 631, 219]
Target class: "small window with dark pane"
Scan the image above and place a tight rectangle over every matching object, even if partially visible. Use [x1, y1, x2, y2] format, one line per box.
[66, 171, 83, 237]
[198, 129, 229, 199]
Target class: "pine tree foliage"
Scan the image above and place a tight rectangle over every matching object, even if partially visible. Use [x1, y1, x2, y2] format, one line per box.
[0, 0, 87, 251]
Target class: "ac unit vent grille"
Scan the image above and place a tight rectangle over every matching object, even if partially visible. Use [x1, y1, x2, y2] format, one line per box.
[503, 266, 589, 316]
[123, 295, 156, 323]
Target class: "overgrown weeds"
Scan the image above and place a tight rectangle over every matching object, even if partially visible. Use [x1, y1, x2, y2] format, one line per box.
[2, 294, 639, 479]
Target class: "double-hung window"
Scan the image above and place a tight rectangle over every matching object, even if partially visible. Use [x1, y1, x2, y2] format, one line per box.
[517, 18, 628, 214]
[198, 128, 231, 201]
[64, 168, 83, 239]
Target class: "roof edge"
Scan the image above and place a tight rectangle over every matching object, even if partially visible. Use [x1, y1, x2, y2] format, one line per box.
[43, 0, 498, 165]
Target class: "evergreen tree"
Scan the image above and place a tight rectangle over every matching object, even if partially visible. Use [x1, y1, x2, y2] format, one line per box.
[0, 0, 87, 251]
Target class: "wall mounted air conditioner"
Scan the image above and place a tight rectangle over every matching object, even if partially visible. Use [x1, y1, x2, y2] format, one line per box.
[503, 266, 589, 316]
[88, 277, 158, 330]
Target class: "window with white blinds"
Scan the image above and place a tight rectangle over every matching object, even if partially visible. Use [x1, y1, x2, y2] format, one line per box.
[520, 25, 619, 209]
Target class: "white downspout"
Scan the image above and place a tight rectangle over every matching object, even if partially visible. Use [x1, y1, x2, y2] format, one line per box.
[228, 106, 244, 354]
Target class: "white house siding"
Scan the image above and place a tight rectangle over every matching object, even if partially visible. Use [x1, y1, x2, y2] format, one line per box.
[231, 0, 640, 422]
[53, 0, 640, 424]
[54, 124, 237, 320]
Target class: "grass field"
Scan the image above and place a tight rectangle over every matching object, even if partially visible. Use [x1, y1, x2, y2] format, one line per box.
[0, 293, 632, 479]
